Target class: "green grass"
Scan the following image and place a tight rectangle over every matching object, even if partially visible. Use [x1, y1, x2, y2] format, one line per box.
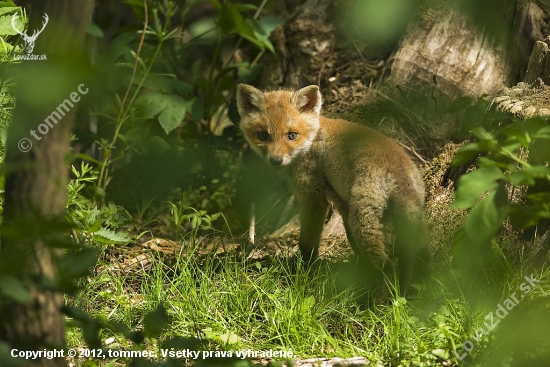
[65, 234, 550, 367]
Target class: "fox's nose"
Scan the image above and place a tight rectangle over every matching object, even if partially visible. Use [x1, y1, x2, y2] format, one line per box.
[269, 157, 283, 167]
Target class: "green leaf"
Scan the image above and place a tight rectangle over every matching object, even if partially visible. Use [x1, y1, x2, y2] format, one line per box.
[509, 205, 540, 229]
[471, 126, 495, 141]
[135, 91, 168, 118]
[219, 331, 240, 344]
[65, 306, 108, 348]
[237, 20, 263, 49]
[509, 170, 536, 186]
[0, 6, 17, 16]
[58, 248, 100, 279]
[132, 74, 174, 93]
[250, 16, 283, 53]
[93, 227, 131, 244]
[452, 142, 481, 165]
[256, 16, 284, 35]
[237, 63, 262, 82]
[0, 12, 23, 36]
[235, 4, 259, 11]
[532, 125, 550, 139]
[158, 95, 190, 134]
[144, 305, 168, 338]
[0, 126, 7, 146]
[526, 192, 550, 204]
[142, 135, 170, 156]
[503, 118, 550, 141]
[464, 182, 509, 244]
[85, 206, 100, 226]
[0, 275, 32, 304]
[300, 295, 315, 313]
[102, 32, 137, 67]
[122, 125, 150, 146]
[217, 2, 264, 49]
[432, 349, 449, 359]
[499, 139, 522, 153]
[87, 23, 104, 38]
[191, 214, 199, 229]
[523, 165, 550, 177]
[530, 138, 550, 164]
[509, 166, 550, 186]
[123, 0, 145, 8]
[208, 0, 222, 11]
[218, 1, 243, 35]
[171, 80, 193, 96]
[135, 92, 190, 134]
[87, 220, 102, 233]
[451, 165, 505, 208]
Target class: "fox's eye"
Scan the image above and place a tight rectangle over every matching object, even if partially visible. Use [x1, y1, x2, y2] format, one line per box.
[288, 132, 298, 141]
[257, 132, 268, 141]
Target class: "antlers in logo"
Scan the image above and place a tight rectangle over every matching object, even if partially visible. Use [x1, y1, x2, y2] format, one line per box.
[11, 12, 49, 54]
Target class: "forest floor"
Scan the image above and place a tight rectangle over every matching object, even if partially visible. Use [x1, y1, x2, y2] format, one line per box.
[66, 164, 550, 367]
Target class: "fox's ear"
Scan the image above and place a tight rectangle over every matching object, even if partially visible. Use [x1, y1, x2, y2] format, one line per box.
[236, 84, 265, 117]
[292, 85, 322, 115]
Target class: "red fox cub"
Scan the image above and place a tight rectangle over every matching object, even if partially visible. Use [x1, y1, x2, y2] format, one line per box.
[236, 84, 431, 293]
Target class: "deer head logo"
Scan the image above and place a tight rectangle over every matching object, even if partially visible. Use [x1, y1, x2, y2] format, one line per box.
[11, 12, 49, 54]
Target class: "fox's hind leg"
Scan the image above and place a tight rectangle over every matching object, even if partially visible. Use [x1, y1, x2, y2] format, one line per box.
[390, 199, 432, 294]
[345, 187, 394, 292]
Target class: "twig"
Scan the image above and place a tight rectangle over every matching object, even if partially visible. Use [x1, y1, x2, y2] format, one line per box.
[113, 0, 148, 147]
[396, 140, 428, 164]
[248, 202, 255, 245]
[317, 54, 335, 86]
[98, 0, 149, 189]
[352, 40, 366, 62]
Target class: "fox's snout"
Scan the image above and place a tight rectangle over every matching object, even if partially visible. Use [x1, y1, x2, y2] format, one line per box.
[268, 156, 284, 167]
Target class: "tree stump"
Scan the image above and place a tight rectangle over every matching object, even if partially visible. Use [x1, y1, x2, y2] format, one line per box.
[491, 36, 550, 119]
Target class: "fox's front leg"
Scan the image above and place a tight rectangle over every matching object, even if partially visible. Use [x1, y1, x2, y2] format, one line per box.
[296, 192, 329, 263]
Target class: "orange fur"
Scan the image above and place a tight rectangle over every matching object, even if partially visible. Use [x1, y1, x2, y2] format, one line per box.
[236, 84, 431, 293]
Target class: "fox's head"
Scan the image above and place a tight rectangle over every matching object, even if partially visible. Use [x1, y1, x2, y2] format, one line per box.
[236, 84, 322, 168]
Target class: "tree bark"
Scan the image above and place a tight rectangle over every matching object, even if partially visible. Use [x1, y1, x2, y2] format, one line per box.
[383, 0, 548, 126]
[0, 1, 94, 366]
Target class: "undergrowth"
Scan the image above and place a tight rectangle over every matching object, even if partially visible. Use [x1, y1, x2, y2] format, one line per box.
[66, 234, 550, 366]
[1, 1, 550, 367]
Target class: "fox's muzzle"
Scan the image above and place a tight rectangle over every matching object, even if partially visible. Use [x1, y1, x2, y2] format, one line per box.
[269, 156, 283, 167]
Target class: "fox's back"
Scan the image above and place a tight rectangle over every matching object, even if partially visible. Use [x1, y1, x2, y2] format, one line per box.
[306, 117, 424, 208]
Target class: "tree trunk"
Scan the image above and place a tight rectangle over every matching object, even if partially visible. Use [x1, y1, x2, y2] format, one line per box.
[381, 0, 548, 137]
[0, 1, 94, 366]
